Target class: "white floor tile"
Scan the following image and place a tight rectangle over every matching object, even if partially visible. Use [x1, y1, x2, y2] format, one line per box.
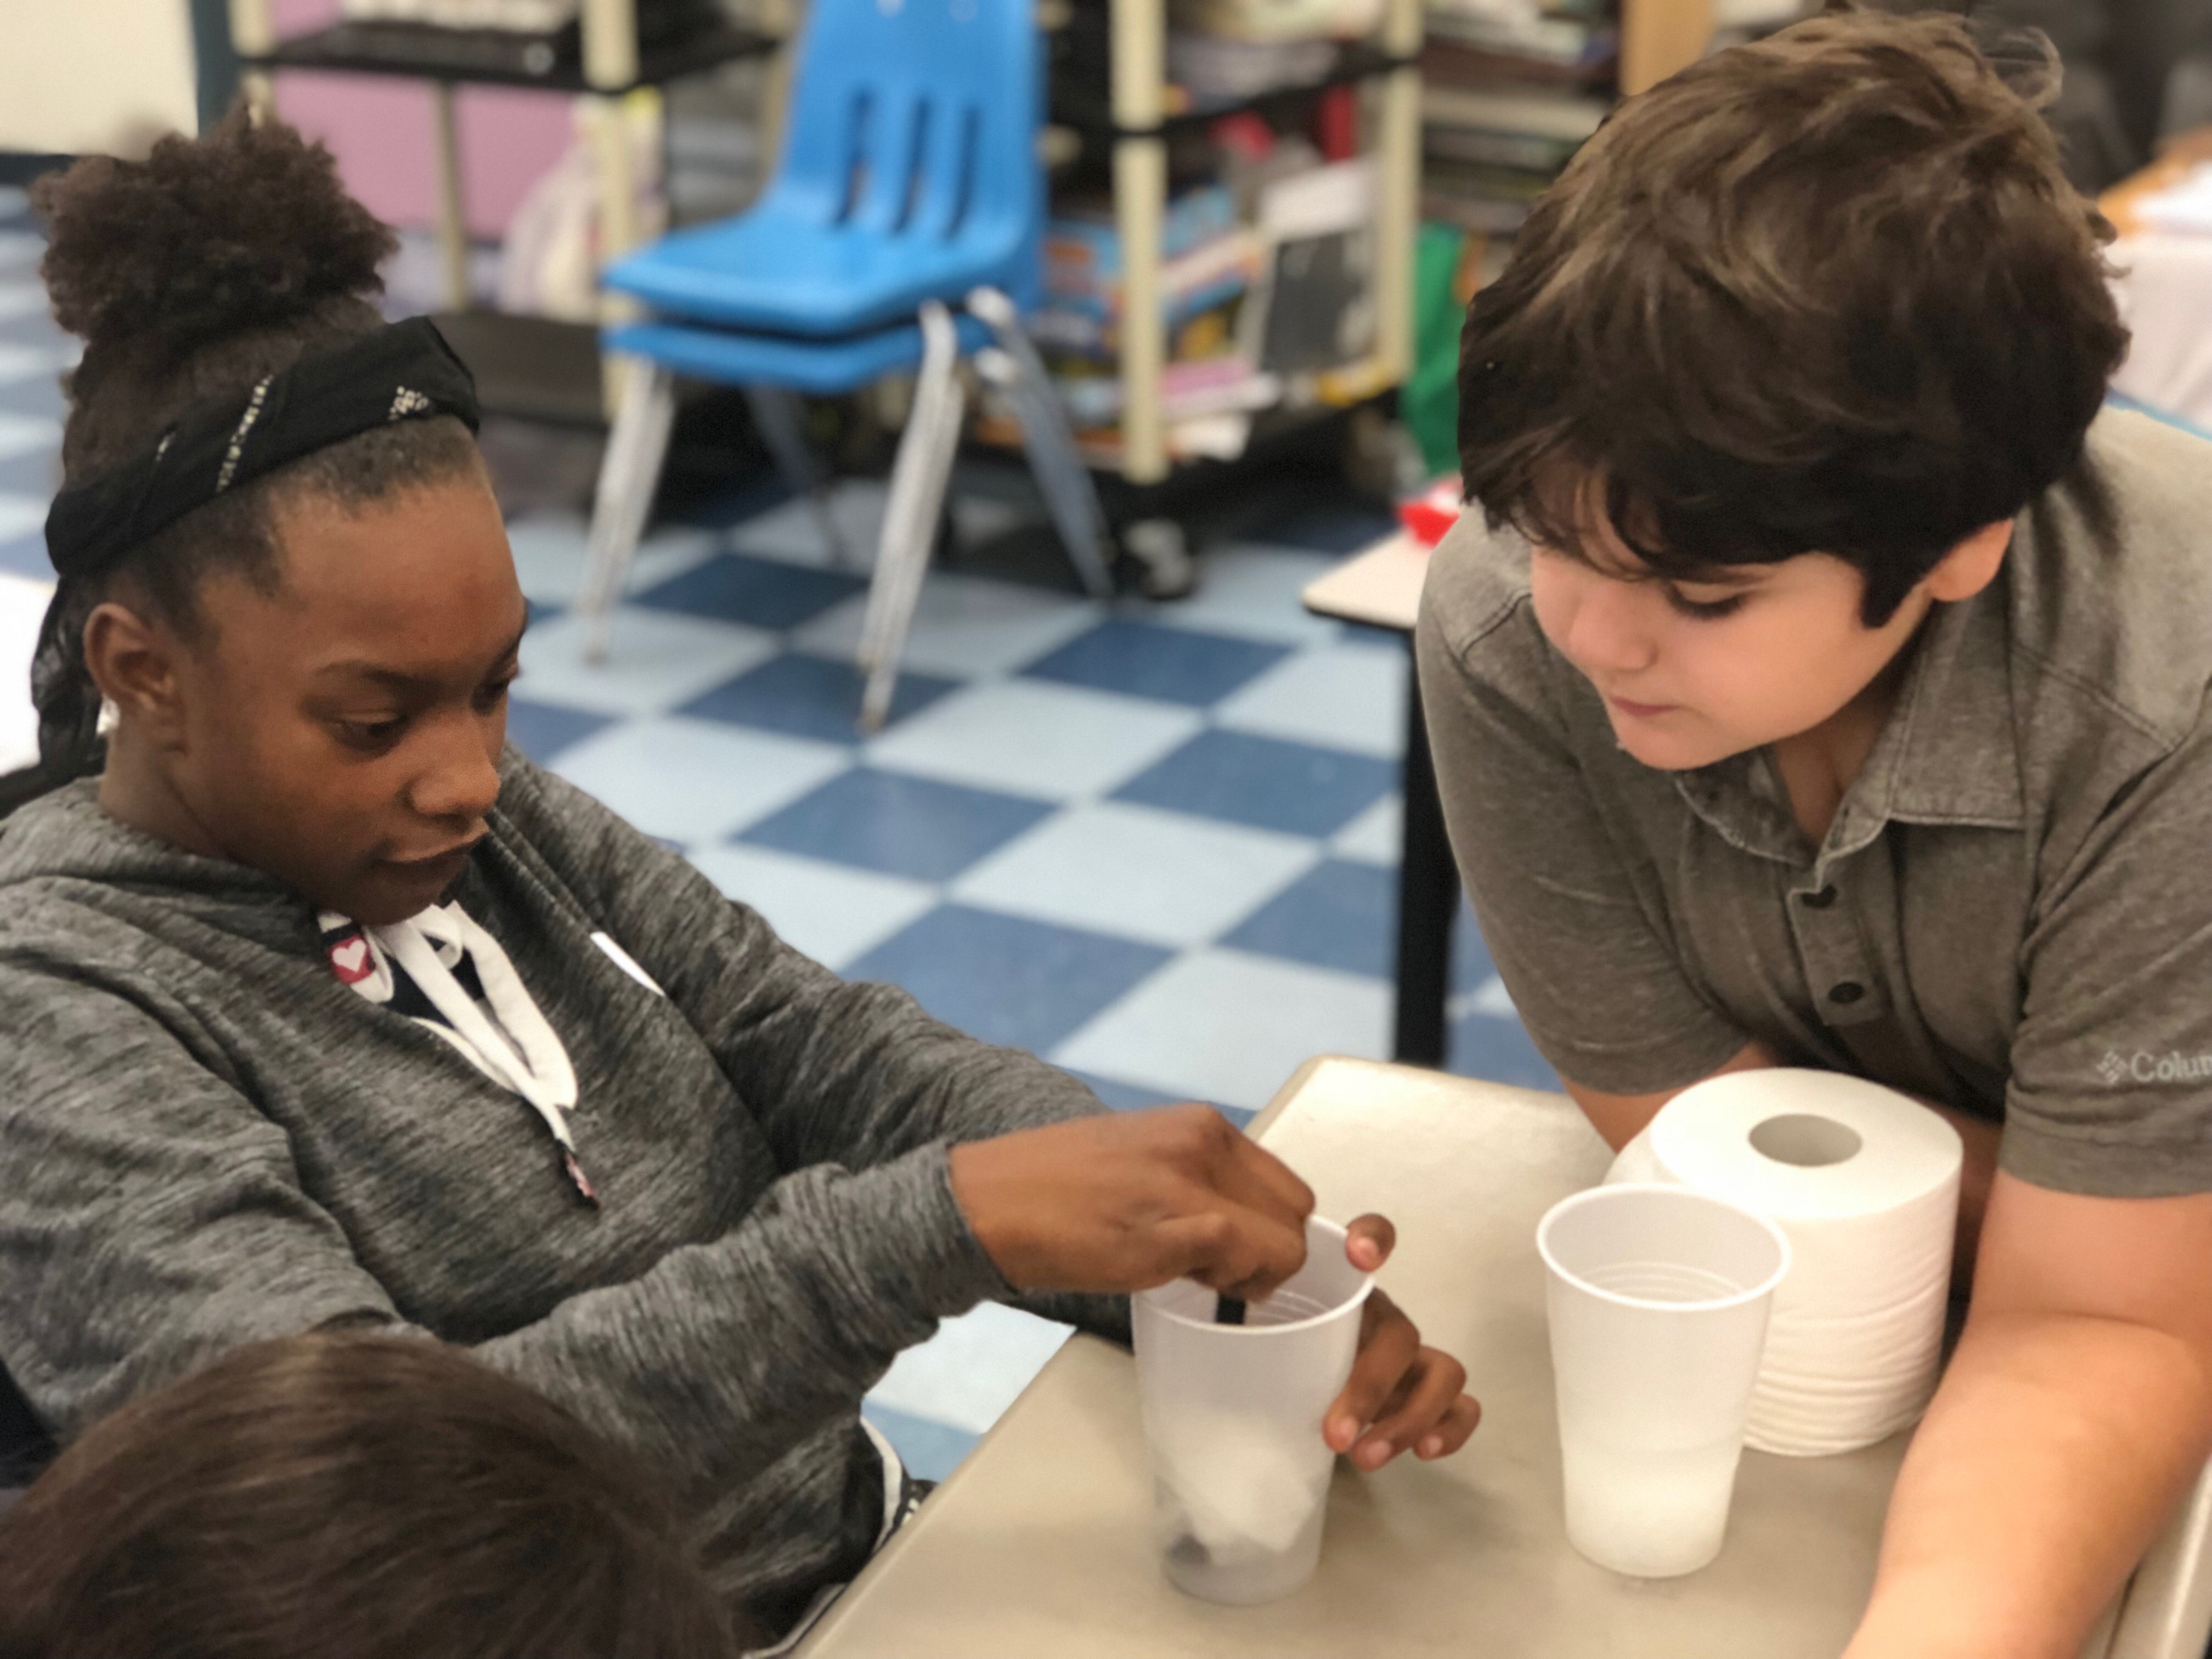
[1136, 543, 1345, 646]
[504, 515, 717, 608]
[1054, 948, 1392, 1111]
[865, 1302, 1073, 1436]
[865, 678, 1202, 801]
[0, 233, 41, 276]
[1214, 641, 1408, 759]
[1451, 974, 1521, 1021]
[1329, 794, 1402, 866]
[729, 478, 1026, 569]
[792, 572, 1102, 679]
[0, 412, 58, 464]
[0, 571, 53, 774]
[0, 494, 44, 543]
[952, 800, 1318, 949]
[551, 715, 849, 845]
[519, 606, 779, 719]
[0, 341, 63, 387]
[687, 842, 939, 971]
[0, 286, 48, 325]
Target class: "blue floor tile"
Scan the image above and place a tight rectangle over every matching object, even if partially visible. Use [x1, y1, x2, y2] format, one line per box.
[504, 697, 616, 765]
[0, 532, 49, 580]
[1450, 1008, 1562, 1092]
[1258, 500, 1400, 555]
[1113, 729, 1397, 839]
[738, 767, 1055, 882]
[1453, 898, 1500, 995]
[630, 549, 865, 631]
[676, 651, 961, 743]
[0, 314, 58, 351]
[847, 903, 1171, 1053]
[1019, 619, 1290, 708]
[1221, 858, 1394, 980]
[0, 446, 56, 501]
[0, 375, 61, 421]
[862, 1400, 980, 1485]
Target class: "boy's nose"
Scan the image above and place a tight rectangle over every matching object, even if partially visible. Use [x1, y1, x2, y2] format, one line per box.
[1562, 584, 1660, 678]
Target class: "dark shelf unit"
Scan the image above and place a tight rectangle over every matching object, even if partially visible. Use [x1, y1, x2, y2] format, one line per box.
[241, 18, 778, 93]
[1053, 41, 1407, 139]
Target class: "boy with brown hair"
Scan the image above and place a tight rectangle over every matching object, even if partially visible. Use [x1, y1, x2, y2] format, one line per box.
[1420, 7, 2212, 1654]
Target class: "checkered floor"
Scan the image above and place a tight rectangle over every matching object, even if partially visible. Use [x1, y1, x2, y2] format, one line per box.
[0, 182, 1556, 1480]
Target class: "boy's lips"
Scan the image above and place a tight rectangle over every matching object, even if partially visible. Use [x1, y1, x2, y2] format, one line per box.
[384, 837, 484, 871]
[1607, 694, 1675, 718]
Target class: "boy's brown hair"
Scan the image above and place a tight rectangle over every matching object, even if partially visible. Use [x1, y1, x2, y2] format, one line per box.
[0, 1333, 751, 1659]
[1456, 5, 2129, 625]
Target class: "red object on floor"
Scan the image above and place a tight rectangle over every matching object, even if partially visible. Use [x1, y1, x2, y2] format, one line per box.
[1398, 477, 1463, 547]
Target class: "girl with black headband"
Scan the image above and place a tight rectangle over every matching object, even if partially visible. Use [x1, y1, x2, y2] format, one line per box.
[0, 115, 1480, 1644]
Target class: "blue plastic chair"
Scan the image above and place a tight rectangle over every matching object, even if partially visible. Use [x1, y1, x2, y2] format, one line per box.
[578, 0, 1114, 731]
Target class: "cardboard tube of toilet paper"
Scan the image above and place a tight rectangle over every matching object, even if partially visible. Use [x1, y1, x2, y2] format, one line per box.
[1605, 1070, 1962, 1457]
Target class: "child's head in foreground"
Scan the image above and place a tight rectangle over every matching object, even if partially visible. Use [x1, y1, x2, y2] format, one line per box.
[1456, 5, 2130, 772]
[24, 112, 521, 926]
[0, 1332, 747, 1659]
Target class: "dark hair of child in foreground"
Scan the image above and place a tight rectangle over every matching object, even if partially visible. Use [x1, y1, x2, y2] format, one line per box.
[0, 1332, 752, 1659]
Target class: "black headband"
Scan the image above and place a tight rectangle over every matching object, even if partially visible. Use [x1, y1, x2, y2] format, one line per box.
[43, 316, 480, 583]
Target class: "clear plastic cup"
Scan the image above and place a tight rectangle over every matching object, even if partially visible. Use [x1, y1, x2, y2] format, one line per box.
[1537, 1183, 1792, 1578]
[1131, 1215, 1374, 1605]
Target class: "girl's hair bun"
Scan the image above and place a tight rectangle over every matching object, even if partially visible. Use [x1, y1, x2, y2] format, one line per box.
[33, 109, 397, 365]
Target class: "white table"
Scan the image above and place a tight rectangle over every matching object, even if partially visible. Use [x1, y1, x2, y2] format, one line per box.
[799, 1058, 2212, 1658]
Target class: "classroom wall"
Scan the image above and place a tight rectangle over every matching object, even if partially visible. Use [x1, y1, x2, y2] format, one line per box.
[0, 0, 200, 157]
[269, 0, 574, 237]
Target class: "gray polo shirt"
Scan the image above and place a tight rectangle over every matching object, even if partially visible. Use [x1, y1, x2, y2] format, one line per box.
[1415, 408, 2212, 1198]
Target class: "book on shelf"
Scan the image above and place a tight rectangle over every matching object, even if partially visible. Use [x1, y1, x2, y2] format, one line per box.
[1045, 184, 1242, 292]
[1034, 230, 1267, 357]
[1423, 123, 1582, 173]
[1419, 190, 1537, 234]
[1421, 82, 1610, 142]
[1420, 31, 1616, 89]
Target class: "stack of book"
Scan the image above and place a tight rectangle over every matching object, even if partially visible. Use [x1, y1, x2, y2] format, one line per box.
[1420, 0, 1612, 233]
[1033, 185, 1265, 360]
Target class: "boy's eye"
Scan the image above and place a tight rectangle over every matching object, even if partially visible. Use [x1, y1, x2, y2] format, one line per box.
[474, 675, 517, 714]
[1662, 585, 1747, 622]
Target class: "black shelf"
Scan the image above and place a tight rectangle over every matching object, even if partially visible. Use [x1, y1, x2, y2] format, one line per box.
[1053, 42, 1406, 139]
[244, 18, 777, 93]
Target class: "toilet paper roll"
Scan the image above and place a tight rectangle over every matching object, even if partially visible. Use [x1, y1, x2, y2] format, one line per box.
[1605, 1069, 1962, 1457]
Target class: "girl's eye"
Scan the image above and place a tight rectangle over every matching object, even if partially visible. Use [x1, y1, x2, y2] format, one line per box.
[338, 716, 409, 749]
[1663, 586, 1747, 622]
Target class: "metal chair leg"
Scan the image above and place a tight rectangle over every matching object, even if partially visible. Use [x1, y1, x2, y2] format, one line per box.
[744, 383, 857, 570]
[579, 360, 678, 664]
[858, 301, 965, 733]
[967, 285, 1116, 600]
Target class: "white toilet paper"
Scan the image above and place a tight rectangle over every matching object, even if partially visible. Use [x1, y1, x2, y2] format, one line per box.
[1605, 1069, 1962, 1457]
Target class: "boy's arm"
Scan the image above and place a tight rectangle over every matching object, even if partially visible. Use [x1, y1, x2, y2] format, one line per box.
[1846, 1176, 2212, 1659]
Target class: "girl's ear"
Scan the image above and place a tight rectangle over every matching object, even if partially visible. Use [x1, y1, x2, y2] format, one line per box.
[82, 601, 190, 752]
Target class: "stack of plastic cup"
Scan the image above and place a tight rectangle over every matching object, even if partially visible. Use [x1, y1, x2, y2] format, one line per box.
[1538, 1183, 1792, 1578]
[1132, 1216, 1374, 1605]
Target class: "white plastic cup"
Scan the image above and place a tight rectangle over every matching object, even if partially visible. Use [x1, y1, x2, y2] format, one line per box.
[1131, 1215, 1374, 1605]
[1538, 1183, 1791, 1578]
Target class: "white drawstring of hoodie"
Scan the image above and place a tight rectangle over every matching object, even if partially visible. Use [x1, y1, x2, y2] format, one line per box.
[319, 900, 594, 1200]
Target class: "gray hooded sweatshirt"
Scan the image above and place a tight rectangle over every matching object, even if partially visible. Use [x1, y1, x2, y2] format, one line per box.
[0, 752, 1123, 1628]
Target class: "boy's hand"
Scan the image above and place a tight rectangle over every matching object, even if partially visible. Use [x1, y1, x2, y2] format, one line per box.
[949, 1105, 1314, 1300]
[1331, 1215, 1483, 1469]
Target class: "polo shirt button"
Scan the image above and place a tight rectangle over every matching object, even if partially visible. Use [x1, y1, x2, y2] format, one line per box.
[1829, 981, 1865, 1006]
[1802, 885, 1838, 909]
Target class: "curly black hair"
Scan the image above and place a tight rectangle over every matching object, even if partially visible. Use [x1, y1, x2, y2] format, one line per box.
[7, 108, 482, 806]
